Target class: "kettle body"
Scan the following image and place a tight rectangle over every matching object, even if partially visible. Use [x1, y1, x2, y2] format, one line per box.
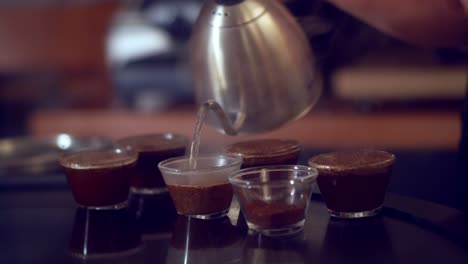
[190, 0, 321, 134]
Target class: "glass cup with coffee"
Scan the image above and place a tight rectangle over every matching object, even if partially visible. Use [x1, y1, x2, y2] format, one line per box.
[308, 149, 395, 219]
[229, 165, 318, 236]
[158, 154, 242, 219]
[60, 146, 138, 210]
[116, 133, 187, 195]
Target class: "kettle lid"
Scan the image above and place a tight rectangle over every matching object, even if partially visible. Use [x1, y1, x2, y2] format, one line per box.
[198, 0, 268, 28]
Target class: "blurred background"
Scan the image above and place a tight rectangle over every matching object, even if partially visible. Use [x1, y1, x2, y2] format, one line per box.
[0, 0, 466, 209]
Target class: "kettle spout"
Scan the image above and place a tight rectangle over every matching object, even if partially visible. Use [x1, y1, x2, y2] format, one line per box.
[197, 100, 241, 136]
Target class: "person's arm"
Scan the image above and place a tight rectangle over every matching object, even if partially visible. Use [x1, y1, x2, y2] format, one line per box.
[326, 0, 468, 48]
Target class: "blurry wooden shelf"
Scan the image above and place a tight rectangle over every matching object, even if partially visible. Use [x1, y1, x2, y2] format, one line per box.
[28, 108, 461, 150]
[333, 65, 467, 100]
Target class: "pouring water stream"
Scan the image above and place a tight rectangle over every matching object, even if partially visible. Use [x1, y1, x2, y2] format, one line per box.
[188, 100, 240, 169]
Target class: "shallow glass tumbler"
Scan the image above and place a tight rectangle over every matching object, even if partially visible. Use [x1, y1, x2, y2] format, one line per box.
[60, 146, 137, 210]
[229, 165, 318, 236]
[308, 149, 395, 219]
[158, 155, 242, 219]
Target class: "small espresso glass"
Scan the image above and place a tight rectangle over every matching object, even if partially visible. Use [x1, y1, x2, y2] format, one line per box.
[158, 155, 242, 219]
[229, 165, 318, 236]
[116, 133, 187, 195]
[308, 149, 395, 219]
[60, 146, 137, 210]
[224, 139, 302, 168]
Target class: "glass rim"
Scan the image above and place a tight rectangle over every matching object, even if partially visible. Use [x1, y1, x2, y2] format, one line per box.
[308, 150, 395, 171]
[229, 146, 302, 160]
[224, 139, 302, 159]
[157, 154, 243, 174]
[228, 165, 318, 187]
[59, 147, 137, 170]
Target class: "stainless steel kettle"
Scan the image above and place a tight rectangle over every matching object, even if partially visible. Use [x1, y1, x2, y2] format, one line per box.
[190, 0, 321, 135]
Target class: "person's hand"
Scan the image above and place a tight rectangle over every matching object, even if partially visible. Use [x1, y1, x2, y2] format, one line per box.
[327, 0, 468, 48]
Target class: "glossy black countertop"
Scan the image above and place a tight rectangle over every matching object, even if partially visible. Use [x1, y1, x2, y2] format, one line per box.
[0, 186, 466, 264]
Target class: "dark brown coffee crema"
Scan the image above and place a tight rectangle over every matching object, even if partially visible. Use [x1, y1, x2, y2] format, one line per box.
[166, 182, 233, 215]
[243, 200, 305, 227]
[224, 139, 301, 168]
[61, 152, 137, 207]
[310, 150, 394, 171]
[116, 134, 187, 189]
[309, 150, 394, 212]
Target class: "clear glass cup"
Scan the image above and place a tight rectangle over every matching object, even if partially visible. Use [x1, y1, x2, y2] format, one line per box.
[60, 146, 137, 210]
[308, 149, 395, 219]
[116, 133, 187, 195]
[224, 139, 302, 168]
[158, 155, 243, 219]
[229, 165, 318, 236]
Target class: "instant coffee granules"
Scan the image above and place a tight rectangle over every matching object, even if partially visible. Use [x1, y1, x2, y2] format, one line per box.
[166, 182, 233, 215]
[243, 200, 305, 227]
